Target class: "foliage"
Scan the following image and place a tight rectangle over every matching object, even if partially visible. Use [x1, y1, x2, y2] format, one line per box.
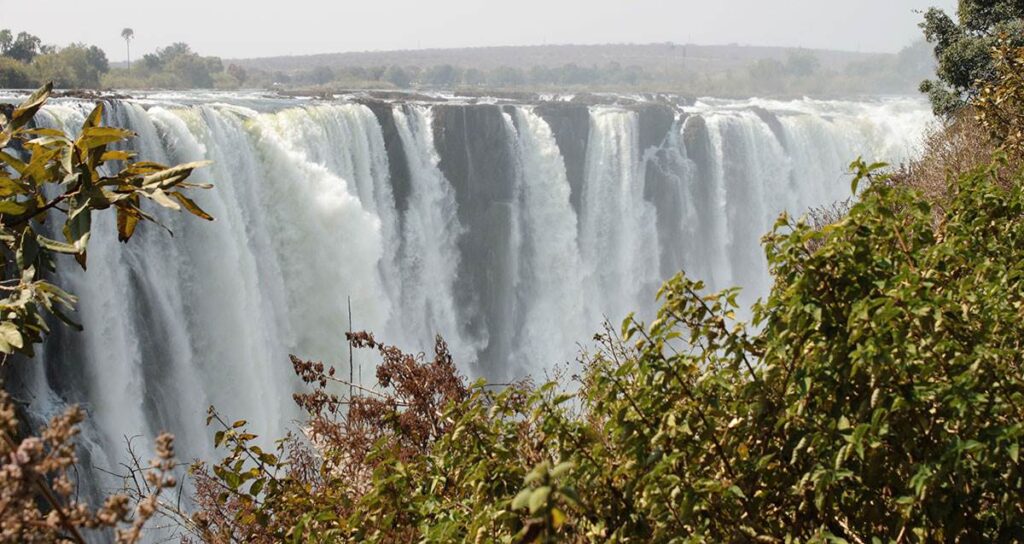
[0, 391, 178, 543]
[892, 42, 1024, 203]
[189, 155, 1024, 542]
[0, 83, 213, 358]
[0, 30, 43, 64]
[382, 65, 412, 89]
[234, 41, 933, 96]
[976, 42, 1024, 160]
[0, 57, 34, 89]
[101, 42, 240, 90]
[183, 333, 469, 542]
[0, 29, 110, 89]
[785, 50, 821, 77]
[919, 0, 1024, 116]
[31, 44, 110, 88]
[121, 28, 134, 70]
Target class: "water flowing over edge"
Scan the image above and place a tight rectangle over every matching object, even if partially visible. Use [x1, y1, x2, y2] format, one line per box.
[8, 94, 933, 502]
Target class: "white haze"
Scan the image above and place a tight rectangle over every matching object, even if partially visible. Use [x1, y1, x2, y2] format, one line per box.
[1, 0, 957, 60]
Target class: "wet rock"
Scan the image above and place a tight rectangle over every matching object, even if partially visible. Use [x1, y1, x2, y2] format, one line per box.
[534, 102, 590, 214]
[361, 99, 413, 212]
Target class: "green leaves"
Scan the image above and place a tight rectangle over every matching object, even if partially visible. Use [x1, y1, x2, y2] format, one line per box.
[5, 82, 52, 133]
[849, 158, 888, 194]
[0, 84, 214, 358]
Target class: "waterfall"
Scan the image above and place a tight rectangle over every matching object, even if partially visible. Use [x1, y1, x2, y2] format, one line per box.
[579, 108, 661, 321]
[10, 93, 932, 500]
[504, 107, 592, 371]
[390, 104, 480, 362]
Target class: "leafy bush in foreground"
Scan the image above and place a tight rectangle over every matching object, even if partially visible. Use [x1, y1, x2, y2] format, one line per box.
[188, 153, 1024, 543]
[0, 84, 213, 358]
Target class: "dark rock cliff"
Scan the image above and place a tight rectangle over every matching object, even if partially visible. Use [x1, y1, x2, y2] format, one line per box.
[361, 100, 412, 213]
[431, 104, 520, 377]
[534, 103, 590, 214]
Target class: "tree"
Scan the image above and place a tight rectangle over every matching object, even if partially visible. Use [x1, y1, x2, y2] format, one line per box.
[227, 63, 248, 86]
[306, 65, 334, 86]
[976, 42, 1024, 160]
[4, 31, 42, 63]
[121, 28, 134, 70]
[786, 50, 820, 76]
[130, 43, 224, 89]
[32, 44, 110, 88]
[422, 64, 458, 87]
[141, 52, 161, 71]
[383, 65, 411, 88]
[461, 68, 485, 86]
[488, 65, 526, 87]
[919, 0, 1024, 115]
[748, 58, 786, 91]
[0, 30, 12, 55]
[0, 57, 35, 88]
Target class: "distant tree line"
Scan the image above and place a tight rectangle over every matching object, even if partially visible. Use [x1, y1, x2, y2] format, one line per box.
[0, 29, 935, 97]
[259, 42, 933, 98]
[0, 29, 109, 88]
[104, 42, 242, 89]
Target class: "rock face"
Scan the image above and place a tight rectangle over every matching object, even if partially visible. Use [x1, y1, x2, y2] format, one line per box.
[633, 103, 676, 151]
[362, 100, 412, 212]
[630, 103, 685, 278]
[423, 100, 682, 375]
[643, 117, 687, 279]
[750, 106, 789, 152]
[679, 115, 722, 283]
[431, 104, 520, 375]
[534, 103, 590, 214]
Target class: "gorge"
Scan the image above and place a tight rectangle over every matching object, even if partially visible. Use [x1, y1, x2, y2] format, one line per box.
[5, 91, 931, 497]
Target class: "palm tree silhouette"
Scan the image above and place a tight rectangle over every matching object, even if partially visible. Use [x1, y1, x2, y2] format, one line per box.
[121, 28, 134, 71]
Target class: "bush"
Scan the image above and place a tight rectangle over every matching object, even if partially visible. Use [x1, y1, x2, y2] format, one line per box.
[0, 56, 36, 88]
[189, 156, 1024, 542]
[977, 42, 1024, 161]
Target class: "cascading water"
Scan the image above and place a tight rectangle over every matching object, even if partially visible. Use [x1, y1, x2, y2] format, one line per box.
[579, 108, 661, 321]
[6, 92, 932, 503]
[504, 107, 593, 372]
[389, 104, 480, 363]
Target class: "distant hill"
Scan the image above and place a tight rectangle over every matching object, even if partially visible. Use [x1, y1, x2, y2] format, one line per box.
[229, 42, 889, 74]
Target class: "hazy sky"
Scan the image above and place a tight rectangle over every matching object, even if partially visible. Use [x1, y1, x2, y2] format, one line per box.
[1, 0, 958, 60]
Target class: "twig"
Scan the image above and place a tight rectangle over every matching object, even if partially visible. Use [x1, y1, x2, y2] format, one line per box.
[0, 430, 87, 544]
[348, 296, 354, 401]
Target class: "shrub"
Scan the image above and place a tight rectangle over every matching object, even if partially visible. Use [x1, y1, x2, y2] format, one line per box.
[0, 57, 36, 88]
[192, 156, 1024, 542]
[976, 42, 1024, 161]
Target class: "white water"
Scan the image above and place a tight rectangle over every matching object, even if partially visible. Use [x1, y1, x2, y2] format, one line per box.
[504, 108, 593, 371]
[579, 108, 662, 321]
[390, 104, 480, 362]
[14, 95, 931, 500]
